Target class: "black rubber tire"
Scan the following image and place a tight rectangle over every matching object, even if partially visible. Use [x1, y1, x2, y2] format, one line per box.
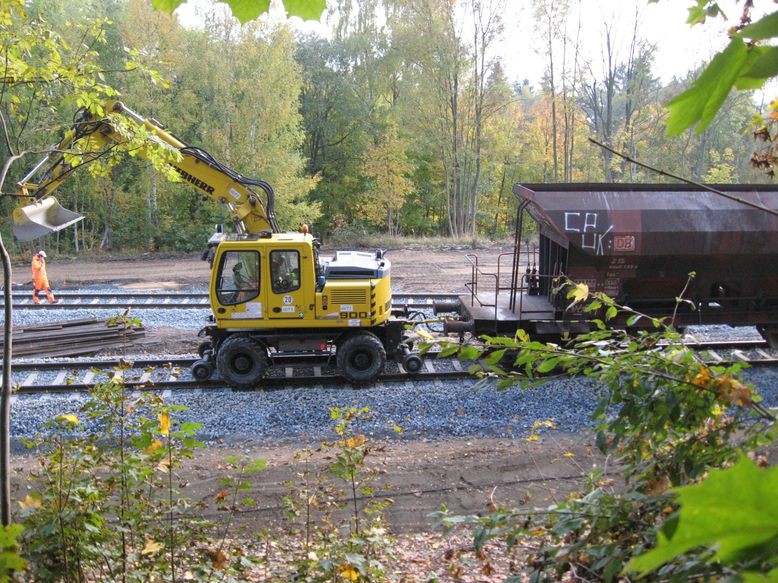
[336, 332, 386, 385]
[402, 353, 423, 375]
[197, 341, 213, 359]
[216, 335, 269, 389]
[191, 359, 213, 381]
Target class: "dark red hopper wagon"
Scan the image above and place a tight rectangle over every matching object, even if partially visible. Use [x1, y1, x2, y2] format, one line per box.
[451, 183, 778, 346]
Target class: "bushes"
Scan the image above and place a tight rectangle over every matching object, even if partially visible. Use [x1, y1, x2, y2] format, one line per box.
[17, 372, 258, 582]
[13, 388, 395, 581]
[430, 280, 776, 581]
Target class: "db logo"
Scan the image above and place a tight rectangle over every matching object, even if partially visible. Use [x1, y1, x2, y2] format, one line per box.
[613, 235, 635, 252]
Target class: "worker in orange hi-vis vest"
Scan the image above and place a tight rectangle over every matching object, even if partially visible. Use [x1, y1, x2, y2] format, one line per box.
[31, 250, 56, 304]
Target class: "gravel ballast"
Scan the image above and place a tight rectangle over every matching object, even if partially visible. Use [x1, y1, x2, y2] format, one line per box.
[5, 288, 778, 446]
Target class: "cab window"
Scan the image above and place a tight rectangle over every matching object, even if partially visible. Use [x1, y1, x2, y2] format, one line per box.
[216, 250, 260, 305]
[270, 250, 300, 294]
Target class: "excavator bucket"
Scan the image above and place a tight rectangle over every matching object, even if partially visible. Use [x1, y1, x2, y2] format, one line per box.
[12, 198, 83, 242]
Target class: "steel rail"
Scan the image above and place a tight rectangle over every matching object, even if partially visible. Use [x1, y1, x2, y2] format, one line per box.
[8, 353, 470, 394]
[7, 338, 777, 395]
[3, 292, 459, 310]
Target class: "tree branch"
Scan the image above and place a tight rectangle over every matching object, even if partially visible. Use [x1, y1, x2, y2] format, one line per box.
[588, 137, 778, 218]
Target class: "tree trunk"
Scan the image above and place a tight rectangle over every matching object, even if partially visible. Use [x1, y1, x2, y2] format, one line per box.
[0, 235, 12, 525]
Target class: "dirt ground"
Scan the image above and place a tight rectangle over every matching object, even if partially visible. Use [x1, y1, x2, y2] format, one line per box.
[20, 244, 509, 293]
[18, 246, 512, 355]
[10, 246, 605, 578]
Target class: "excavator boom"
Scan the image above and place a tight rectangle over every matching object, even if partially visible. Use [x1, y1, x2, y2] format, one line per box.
[12, 101, 279, 241]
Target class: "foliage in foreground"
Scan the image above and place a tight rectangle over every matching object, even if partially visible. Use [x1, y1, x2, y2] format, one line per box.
[430, 280, 777, 581]
[17, 368, 264, 582]
[262, 406, 395, 581]
[151, 0, 326, 24]
[13, 376, 397, 581]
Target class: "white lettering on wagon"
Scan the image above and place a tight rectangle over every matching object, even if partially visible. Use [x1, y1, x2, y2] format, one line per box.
[563, 211, 616, 256]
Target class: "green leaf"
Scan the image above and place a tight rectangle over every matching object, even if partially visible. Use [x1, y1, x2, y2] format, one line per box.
[151, 0, 325, 23]
[458, 344, 483, 361]
[222, 0, 271, 24]
[438, 344, 460, 358]
[665, 37, 755, 135]
[178, 421, 203, 435]
[742, 566, 778, 582]
[626, 314, 643, 326]
[482, 348, 507, 365]
[284, 0, 327, 20]
[738, 11, 778, 41]
[686, 6, 705, 24]
[628, 457, 778, 575]
[536, 357, 561, 374]
[0, 524, 23, 547]
[743, 46, 778, 80]
[246, 459, 268, 473]
[467, 363, 484, 376]
[150, 0, 187, 13]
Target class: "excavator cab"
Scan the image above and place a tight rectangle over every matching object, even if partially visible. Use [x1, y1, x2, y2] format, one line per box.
[12, 197, 83, 242]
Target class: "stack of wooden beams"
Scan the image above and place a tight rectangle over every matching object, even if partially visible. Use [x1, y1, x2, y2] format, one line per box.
[0, 318, 146, 358]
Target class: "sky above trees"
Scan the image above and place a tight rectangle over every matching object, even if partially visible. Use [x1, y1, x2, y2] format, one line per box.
[174, 0, 771, 87]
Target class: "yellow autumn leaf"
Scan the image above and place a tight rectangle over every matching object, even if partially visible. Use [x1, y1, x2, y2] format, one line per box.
[157, 459, 171, 473]
[18, 494, 42, 509]
[339, 563, 359, 582]
[141, 538, 162, 555]
[642, 475, 670, 495]
[416, 328, 434, 342]
[568, 282, 589, 303]
[712, 375, 753, 407]
[58, 413, 79, 425]
[345, 434, 366, 448]
[532, 419, 557, 431]
[158, 410, 171, 436]
[525, 434, 540, 442]
[693, 367, 711, 388]
[144, 438, 163, 454]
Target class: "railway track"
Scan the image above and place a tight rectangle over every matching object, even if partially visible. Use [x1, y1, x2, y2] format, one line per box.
[7, 339, 777, 394]
[2, 291, 458, 310]
[7, 352, 471, 394]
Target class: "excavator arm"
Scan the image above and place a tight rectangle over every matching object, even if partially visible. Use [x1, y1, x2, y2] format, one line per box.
[12, 101, 280, 242]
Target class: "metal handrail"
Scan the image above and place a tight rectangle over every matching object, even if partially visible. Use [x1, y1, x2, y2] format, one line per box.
[465, 244, 539, 327]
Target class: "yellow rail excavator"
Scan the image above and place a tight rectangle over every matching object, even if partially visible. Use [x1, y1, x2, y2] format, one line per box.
[12, 101, 423, 386]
